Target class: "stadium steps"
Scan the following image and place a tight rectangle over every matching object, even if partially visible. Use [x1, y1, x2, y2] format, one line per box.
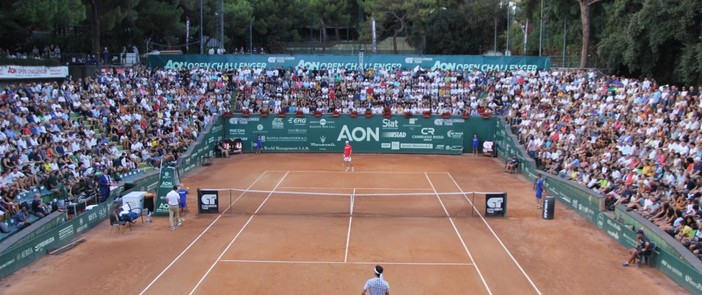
[138, 162, 155, 173]
[69, 112, 80, 120]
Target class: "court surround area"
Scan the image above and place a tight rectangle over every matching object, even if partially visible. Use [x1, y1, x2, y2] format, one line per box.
[0, 154, 689, 295]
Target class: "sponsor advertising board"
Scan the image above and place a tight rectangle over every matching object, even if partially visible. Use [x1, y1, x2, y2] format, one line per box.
[148, 54, 550, 71]
[0, 66, 68, 79]
[153, 166, 180, 216]
[198, 189, 219, 214]
[226, 115, 464, 154]
[485, 193, 507, 217]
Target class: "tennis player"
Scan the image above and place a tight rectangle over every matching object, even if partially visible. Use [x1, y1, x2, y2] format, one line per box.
[362, 265, 389, 295]
[344, 140, 354, 172]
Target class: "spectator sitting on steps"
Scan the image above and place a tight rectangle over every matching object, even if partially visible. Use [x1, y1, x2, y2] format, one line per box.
[14, 205, 32, 229]
[31, 193, 51, 218]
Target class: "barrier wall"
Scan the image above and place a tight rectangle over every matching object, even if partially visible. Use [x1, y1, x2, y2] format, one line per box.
[224, 114, 497, 155]
[0, 118, 224, 279]
[0, 172, 159, 279]
[177, 119, 224, 176]
[494, 118, 702, 294]
[148, 54, 551, 71]
[1, 213, 66, 251]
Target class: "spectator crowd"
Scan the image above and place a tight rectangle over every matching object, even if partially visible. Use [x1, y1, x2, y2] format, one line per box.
[222, 64, 702, 260]
[502, 70, 702, 260]
[227, 65, 500, 117]
[0, 66, 229, 230]
[1, 61, 701, 262]
[1, 45, 62, 61]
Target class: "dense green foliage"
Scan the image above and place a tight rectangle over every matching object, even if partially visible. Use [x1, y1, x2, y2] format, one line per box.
[0, 0, 700, 84]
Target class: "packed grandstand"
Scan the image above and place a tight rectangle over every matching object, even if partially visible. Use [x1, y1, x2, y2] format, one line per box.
[0, 65, 701, 261]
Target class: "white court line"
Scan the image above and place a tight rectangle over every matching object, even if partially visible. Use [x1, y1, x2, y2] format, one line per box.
[189, 171, 290, 295]
[424, 173, 493, 295]
[207, 189, 466, 197]
[265, 170, 445, 174]
[445, 172, 542, 295]
[278, 186, 434, 191]
[138, 171, 270, 295]
[219, 259, 473, 266]
[344, 189, 355, 263]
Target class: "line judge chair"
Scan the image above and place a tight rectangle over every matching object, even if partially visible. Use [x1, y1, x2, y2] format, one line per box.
[639, 243, 657, 267]
[482, 141, 495, 157]
[123, 201, 145, 224]
[109, 211, 130, 233]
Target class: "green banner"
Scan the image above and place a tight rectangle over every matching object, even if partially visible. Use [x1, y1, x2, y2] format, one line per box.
[153, 166, 180, 216]
[594, 212, 637, 248]
[148, 54, 551, 71]
[225, 114, 464, 154]
[658, 250, 702, 293]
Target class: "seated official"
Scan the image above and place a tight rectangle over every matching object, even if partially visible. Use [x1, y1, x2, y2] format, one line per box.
[505, 156, 519, 173]
[113, 203, 138, 223]
[623, 230, 651, 266]
[218, 141, 230, 158]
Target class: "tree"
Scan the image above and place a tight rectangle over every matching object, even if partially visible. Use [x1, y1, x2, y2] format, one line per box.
[597, 0, 702, 84]
[414, 0, 502, 54]
[249, 0, 304, 51]
[134, 0, 186, 48]
[576, 0, 606, 68]
[0, 0, 85, 36]
[0, 0, 86, 53]
[82, 0, 140, 56]
[364, 0, 436, 54]
[223, 0, 253, 49]
[307, 0, 349, 43]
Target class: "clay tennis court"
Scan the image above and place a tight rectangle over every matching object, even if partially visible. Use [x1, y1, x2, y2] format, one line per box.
[0, 154, 689, 294]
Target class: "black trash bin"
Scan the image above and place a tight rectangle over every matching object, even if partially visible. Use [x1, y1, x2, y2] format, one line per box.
[542, 196, 555, 220]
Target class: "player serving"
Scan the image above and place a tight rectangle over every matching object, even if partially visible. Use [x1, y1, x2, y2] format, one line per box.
[343, 140, 354, 172]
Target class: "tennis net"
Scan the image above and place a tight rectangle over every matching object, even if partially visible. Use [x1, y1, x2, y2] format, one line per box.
[210, 188, 498, 218]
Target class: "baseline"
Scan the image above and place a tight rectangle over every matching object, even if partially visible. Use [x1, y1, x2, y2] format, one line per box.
[264, 170, 447, 174]
[278, 186, 434, 191]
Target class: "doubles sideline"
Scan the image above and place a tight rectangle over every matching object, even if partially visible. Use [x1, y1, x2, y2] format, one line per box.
[138, 171, 271, 295]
